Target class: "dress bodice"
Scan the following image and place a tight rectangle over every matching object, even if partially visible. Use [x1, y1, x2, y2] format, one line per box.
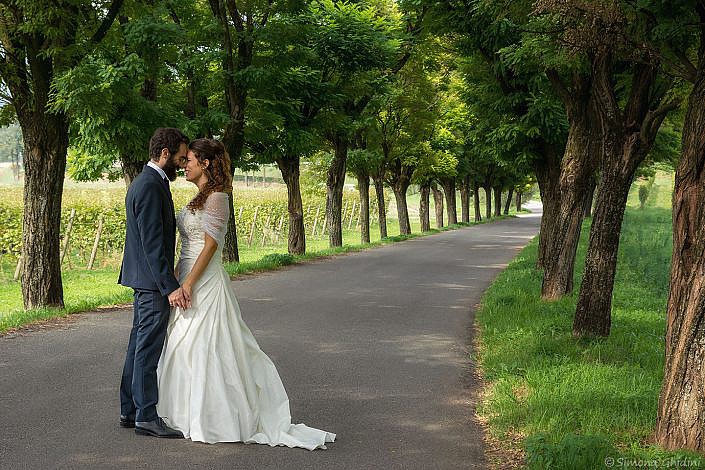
[177, 208, 212, 260]
[176, 192, 230, 263]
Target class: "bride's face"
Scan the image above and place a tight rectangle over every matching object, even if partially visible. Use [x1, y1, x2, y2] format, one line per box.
[184, 150, 209, 185]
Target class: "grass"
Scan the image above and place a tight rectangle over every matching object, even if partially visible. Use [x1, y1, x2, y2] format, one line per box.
[0, 267, 133, 332]
[476, 172, 704, 469]
[0, 203, 518, 334]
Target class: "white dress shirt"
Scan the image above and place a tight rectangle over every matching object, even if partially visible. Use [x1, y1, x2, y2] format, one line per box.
[147, 160, 168, 181]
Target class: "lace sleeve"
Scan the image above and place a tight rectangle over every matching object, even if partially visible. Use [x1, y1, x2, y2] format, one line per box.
[202, 192, 231, 246]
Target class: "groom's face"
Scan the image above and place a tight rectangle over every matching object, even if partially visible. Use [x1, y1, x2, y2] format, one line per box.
[163, 143, 188, 181]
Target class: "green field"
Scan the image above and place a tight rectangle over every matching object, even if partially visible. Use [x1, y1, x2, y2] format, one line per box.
[476, 173, 703, 469]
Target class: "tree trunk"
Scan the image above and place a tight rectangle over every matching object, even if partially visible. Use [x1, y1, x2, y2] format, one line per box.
[493, 186, 502, 217]
[473, 184, 482, 222]
[394, 182, 411, 235]
[223, 195, 240, 263]
[121, 154, 145, 188]
[573, 54, 670, 336]
[504, 188, 514, 215]
[326, 135, 348, 247]
[373, 176, 387, 239]
[3, 0, 120, 309]
[277, 155, 305, 255]
[20, 114, 69, 309]
[419, 182, 431, 232]
[583, 175, 596, 218]
[515, 191, 522, 212]
[441, 178, 458, 225]
[431, 183, 444, 228]
[572, 165, 632, 336]
[222, 157, 244, 262]
[541, 112, 597, 300]
[460, 175, 470, 223]
[484, 186, 492, 219]
[357, 172, 371, 244]
[656, 55, 705, 451]
[533, 143, 563, 270]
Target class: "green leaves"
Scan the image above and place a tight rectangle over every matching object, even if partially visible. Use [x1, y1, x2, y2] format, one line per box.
[308, 0, 400, 75]
[51, 51, 180, 173]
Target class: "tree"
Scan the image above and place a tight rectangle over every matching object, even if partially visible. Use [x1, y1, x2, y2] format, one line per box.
[208, 0, 274, 262]
[413, 144, 457, 232]
[309, 0, 402, 246]
[0, 0, 123, 309]
[246, 12, 328, 255]
[373, 76, 437, 233]
[652, 0, 705, 453]
[347, 146, 383, 243]
[51, 1, 226, 187]
[437, 0, 568, 269]
[432, 127, 461, 225]
[532, 1, 682, 337]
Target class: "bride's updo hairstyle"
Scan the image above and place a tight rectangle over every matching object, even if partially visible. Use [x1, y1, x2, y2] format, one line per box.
[187, 138, 233, 212]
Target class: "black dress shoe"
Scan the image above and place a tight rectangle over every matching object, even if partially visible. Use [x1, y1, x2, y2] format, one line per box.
[119, 415, 135, 428]
[135, 417, 183, 439]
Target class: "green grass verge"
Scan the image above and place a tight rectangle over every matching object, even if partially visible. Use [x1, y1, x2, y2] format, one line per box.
[0, 267, 134, 332]
[476, 173, 704, 468]
[0, 213, 517, 334]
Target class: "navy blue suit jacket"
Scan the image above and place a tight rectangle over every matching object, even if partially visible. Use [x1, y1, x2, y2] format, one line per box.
[118, 165, 180, 296]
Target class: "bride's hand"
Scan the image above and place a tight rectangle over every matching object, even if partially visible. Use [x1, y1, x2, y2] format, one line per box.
[181, 282, 193, 308]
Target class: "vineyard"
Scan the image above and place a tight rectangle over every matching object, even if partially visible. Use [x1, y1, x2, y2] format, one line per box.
[0, 184, 392, 279]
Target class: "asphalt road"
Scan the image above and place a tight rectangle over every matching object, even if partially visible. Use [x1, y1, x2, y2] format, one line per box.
[0, 208, 540, 470]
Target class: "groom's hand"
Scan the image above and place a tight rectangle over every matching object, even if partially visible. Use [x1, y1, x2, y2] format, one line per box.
[168, 288, 188, 309]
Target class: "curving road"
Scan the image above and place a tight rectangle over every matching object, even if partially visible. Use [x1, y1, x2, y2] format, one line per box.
[0, 206, 540, 470]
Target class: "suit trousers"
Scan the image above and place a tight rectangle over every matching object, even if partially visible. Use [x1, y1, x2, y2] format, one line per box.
[120, 289, 170, 422]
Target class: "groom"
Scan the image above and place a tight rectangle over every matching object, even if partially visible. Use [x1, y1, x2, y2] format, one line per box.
[118, 127, 191, 438]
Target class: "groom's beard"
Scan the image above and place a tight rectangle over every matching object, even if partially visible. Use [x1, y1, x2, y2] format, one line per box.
[163, 159, 178, 182]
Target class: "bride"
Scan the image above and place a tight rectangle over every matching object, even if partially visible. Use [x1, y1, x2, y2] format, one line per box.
[157, 138, 335, 449]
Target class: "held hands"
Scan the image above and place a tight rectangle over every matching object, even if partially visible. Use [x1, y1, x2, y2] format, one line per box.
[168, 285, 192, 310]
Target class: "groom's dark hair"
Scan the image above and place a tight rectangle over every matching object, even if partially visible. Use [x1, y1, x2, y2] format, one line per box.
[149, 128, 190, 161]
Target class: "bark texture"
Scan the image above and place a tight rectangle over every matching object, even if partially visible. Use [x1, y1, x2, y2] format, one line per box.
[473, 184, 482, 222]
[386, 157, 413, 235]
[21, 116, 68, 309]
[583, 174, 596, 218]
[419, 183, 431, 232]
[121, 154, 144, 188]
[277, 155, 305, 255]
[460, 176, 470, 223]
[656, 37, 705, 450]
[357, 173, 371, 244]
[533, 143, 562, 271]
[493, 186, 502, 217]
[373, 176, 388, 239]
[441, 177, 458, 225]
[393, 185, 411, 235]
[431, 183, 444, 228]
[504, 188, 514, 215]
[326, 135, 348, 246]
[484, 185, 492, 219]
[541, 71, 599, 299]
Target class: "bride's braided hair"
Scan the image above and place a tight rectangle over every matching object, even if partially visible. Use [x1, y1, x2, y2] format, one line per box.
[187, 138, 233, 212]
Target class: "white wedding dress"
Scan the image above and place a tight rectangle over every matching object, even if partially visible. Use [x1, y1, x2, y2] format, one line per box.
[156, 192, 335, 448]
